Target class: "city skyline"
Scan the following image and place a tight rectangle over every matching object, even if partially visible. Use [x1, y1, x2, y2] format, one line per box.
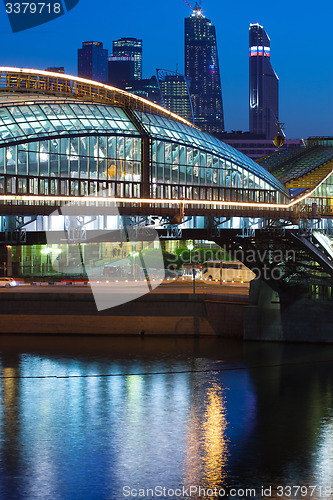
[0, 0, 332, 138]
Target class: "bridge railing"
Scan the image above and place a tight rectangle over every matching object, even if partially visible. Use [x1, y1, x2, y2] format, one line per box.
[297, 203, 333, 219]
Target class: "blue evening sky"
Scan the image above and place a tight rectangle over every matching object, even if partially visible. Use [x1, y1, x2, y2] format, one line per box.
[0, 0, 332, 139]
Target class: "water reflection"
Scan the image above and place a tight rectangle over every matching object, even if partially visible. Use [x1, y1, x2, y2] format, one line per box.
[0, 337, 332, 499]
[183, 379, 228, 497]
[1, 359, 22, 499]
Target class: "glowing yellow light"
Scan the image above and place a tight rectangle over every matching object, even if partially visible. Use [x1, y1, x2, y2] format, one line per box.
[0, 188, 326, 211]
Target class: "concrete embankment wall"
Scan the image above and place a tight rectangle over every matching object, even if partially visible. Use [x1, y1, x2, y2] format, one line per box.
[0, 292, 247, 336]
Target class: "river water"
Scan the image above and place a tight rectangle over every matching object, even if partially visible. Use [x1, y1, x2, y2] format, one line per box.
[0, 335, 333, 500]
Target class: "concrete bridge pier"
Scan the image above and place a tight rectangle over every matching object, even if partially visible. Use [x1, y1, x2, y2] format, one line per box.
[244, 279, 333, 343]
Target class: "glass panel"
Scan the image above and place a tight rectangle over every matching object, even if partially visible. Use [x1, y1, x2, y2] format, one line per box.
[41, 120, 56, 134]
[50, 179, 59, 195]
[0, 149, 4, 174]
[7, 123, 24, 138]
[172, 144, 179, 164]
[60, 180, 69, 195]
[60, 138, 69, 177]
[69, 137, 79, 177]
[7, 176, 16, 194]
[0, 125, 10, 140]
[125, 137, 133, 161]
[19, 121, 34, 136]
[98, 137, 107, 180]
[79, 137, 88, 179]
[39, 141, 49, 177]
[172, 164, 179, 183]
[179, 145, 185, 166]
[117, 136, 124, 159]
[31, 120, 46, 135]
[89, 136, 97, 179]
[40, 104, 54, 117]
[133, 138, 141, 161]
[81, 119, 94, 129]
[165, 143, 171, 164]
[30, 105, 46, 120]
[50, 139, 60, 177]
[8, 106, 25, 121]
[70, 180, 79, 196]
[108, 136, 116, 161]
[156, 141, 164, 164]
[59, 104, 76, 119]
[18, 106, 36, 120]
[49, 104, 64, 117]
[6, 146, 17, 175]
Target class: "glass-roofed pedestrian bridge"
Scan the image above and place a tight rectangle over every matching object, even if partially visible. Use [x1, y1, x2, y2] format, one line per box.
[0, 67, 293, 223]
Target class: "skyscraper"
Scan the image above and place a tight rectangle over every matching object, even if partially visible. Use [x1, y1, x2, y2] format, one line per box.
[156, 69, 194, 123]
[113, 38, 142, 80]
[124, 77, 162, 106]
[185, 3, 224, 133]
[78, 41, 108, 83]
[249, 23, 279, 139]
[108, 56, 135, 87]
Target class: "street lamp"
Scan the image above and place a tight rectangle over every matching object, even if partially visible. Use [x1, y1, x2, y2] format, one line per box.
[187, 242, 195, 294]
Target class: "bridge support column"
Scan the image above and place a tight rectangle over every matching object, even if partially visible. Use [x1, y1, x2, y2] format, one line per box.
[245, 279, 333, 343]
[244, 279, 283, 341]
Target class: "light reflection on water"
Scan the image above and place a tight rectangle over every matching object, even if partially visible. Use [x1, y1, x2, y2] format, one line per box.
[0, 337, 332, 499]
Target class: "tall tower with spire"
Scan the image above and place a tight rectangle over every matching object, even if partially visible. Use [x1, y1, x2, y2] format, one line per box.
[185, 3, 224, 133]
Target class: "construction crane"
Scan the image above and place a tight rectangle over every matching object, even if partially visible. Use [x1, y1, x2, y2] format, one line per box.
[183, 0, 194, 10]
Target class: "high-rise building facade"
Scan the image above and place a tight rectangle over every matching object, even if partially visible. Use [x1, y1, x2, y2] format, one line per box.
[124, 76, 162, 106]
[108, 56, 135, 87]
[249, 23, 279, 139]
[156, 69, 194, 123]
[185, 3, 224, 133]
[113, 38, 142, 80]
[78, 41, 108, 83]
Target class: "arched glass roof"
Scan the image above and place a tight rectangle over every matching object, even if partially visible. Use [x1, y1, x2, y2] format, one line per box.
[0, 68, 288, 197]
[0, 100, 139, 143]
[0, 95, 288, 196]
[135, 110, 288, 194]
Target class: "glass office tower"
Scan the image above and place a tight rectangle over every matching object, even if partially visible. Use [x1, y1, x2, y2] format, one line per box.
[108, 56, 135, 86]
[113, 38, 142, 80]
[185, 3, 224, 133]
[78, 41, 108, 83]
[156, 69, 194, 123]
[249, 23, 279, 139]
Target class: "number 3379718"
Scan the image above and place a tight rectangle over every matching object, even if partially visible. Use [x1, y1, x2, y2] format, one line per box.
[5, 3, 61, 14]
